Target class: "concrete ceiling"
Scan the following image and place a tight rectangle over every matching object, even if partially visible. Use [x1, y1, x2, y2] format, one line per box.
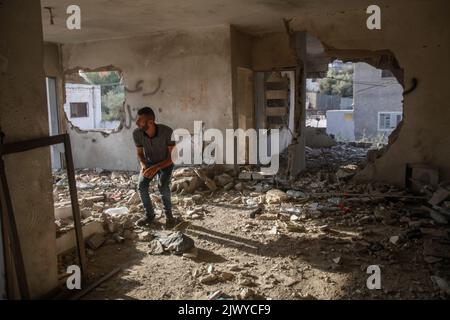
[41, 0, 391, 43]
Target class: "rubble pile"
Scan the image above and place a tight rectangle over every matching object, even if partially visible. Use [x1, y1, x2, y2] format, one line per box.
[52, 147, 450, 298]
[304, 143, 369, 174]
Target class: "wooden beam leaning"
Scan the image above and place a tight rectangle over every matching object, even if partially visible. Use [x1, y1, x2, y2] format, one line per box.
[0, 133, 86, 298]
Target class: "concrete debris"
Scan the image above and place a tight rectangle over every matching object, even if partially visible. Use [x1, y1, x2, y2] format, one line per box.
[138, 231, 152, 241]
[112, 233, 125, 243]
[430, 276, 450, 295]
[208, 290, 231, 300]
[238, 172, 252, 180]
[248, 207, 262, 219]
[286, 190, 307, 199]
[389, 235, 400, 245]
[215, 173, 234, 187]
[104, 207, 129, 216]
[265, 189, 288, 204]
[127, 192, 141, 206]
[332, 257, 341, 264]
[148, 240, 165, 255]
[86, 233, 106, 250]
[336, 164, 359, 180]
[429, 210, 448, 225]
[52, 153, 450, 299]
[200, 274, 219, 285]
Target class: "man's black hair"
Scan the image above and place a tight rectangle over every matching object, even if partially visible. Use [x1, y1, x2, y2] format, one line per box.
[137, 106, 155, 119]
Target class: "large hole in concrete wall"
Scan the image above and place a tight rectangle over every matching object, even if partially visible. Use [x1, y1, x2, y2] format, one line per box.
[64, 69, 124, 133]
[306, 59, 404, 146]
[303, 58, 404, 175]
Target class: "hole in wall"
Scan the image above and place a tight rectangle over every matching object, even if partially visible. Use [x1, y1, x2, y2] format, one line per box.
[305, 59, 403, 148]
[64, 68, 125, 134]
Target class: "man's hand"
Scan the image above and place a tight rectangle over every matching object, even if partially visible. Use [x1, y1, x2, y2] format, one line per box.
[143, 165, 160, 179]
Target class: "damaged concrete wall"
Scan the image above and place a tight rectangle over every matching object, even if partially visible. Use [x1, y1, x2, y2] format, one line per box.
[251, 32, 297, 72]
[0, 0, 58, 298]
[291, 0, 450, 185]
[60, 25, 233, 170]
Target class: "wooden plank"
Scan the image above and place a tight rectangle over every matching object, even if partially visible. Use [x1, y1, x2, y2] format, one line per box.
[265, 90, 288, 100]
[266, 107, 288, 117]
[0, 135, 65, 156]
[69, 267, 121, 300]
[63, 134, 88, 287]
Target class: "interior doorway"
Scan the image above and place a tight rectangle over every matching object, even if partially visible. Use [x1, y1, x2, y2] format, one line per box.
[46, 77, 62, 169]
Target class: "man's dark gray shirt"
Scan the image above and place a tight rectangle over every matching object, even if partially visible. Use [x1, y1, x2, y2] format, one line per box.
[133, 124, 175, 165]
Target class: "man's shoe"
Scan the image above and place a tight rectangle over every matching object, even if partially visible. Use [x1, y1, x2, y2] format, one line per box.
[135, 215, 155, 227]
[165, 216, 178, 229]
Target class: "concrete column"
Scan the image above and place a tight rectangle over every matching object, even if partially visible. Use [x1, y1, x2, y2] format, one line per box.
[0, 0, 58, 298]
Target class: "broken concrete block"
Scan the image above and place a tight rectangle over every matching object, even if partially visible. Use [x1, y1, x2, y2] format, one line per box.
[336, 164, 359, 180]
[81, 209, 92, 219]
[127, 192, 141, 206]
[389, 236, 400, 245]
[123, 230, 137, 240]
[138, 231, 152, 241]
[104, 207, 129, 216]
[252, 171, 273, 181]
[406, 164, 439, 194]
[238, 172, 252, 180]
[238, 288, 257, 300]
[223, 182, 235, 191]
[268, 225, 278, 235]
[430, 276, 450, 295]
[86, 233, 106, 250]
[249, 207, 262, 219]
[265, 189, 288, 204]
[200, 274, 219, 285]
[286, 190, 307, 199]
[234, 182, 244, 191]
[215, 173, 234, 187]
[429, 188, 450, 206]
[430, 211, 448, 225]
[54, 206, 73, 220]
[220, 272, 235, 282]
[112, 233, 125, 243]
[56, 221, 105, 254]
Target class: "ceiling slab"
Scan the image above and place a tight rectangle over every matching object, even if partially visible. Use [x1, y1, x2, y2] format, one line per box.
[41, 0, 377, 43]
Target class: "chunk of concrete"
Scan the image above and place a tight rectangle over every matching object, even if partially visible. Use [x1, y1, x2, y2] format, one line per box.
[86, 233, 106, 250]
[54, 205, 73, 220]
[56, 221, 105, 254]
[265, 189, 288, 204]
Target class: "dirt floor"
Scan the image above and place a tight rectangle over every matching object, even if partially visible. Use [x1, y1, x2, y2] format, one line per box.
[53, 143, 450, 300]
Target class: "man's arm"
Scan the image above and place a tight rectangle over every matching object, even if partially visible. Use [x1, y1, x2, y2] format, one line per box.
[143, 145, 175, 178]
[136, 147, 147, 172]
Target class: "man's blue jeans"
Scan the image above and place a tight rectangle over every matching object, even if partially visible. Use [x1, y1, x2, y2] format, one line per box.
[138, 163, 174, 219]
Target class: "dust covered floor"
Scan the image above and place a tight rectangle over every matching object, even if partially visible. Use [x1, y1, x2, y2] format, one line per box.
[53, 143, 450, 300]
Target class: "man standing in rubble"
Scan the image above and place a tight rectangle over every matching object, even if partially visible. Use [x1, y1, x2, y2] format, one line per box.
[133, 106, 177, 228]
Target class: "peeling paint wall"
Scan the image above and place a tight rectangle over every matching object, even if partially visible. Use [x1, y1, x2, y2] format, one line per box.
[0, 0, 58, 298]
[60, 25, 233, 170]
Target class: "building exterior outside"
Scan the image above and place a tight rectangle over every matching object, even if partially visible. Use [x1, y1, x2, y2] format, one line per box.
[64, 83, 102, 129]
[352, 62, 403, 141]
[64, 83, 120, 130]
[326, 110, 355, 141]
